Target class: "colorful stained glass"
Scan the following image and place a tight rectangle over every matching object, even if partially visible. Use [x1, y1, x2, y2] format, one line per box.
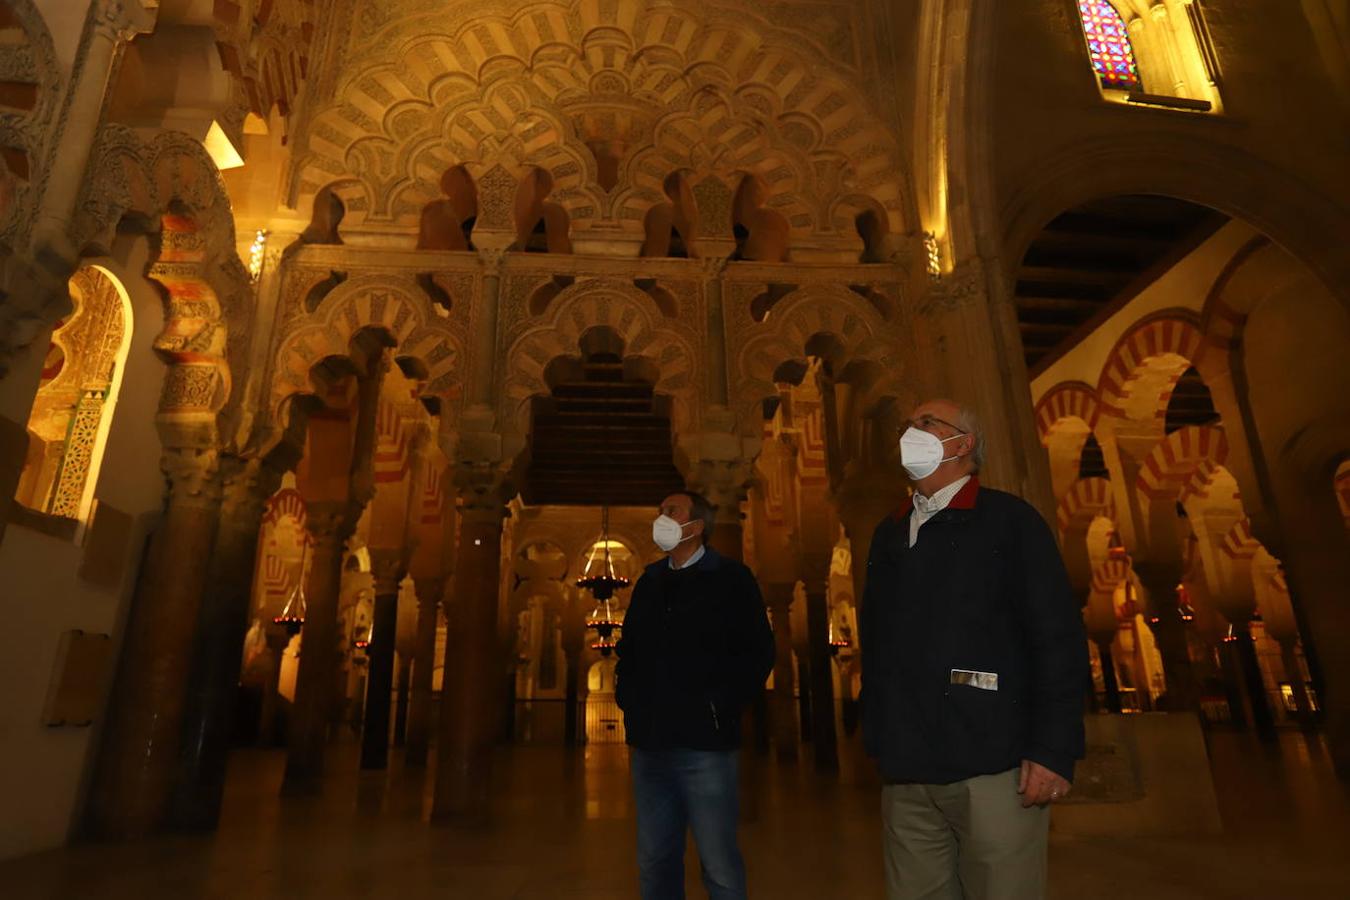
[1078, 1, 1142, 91]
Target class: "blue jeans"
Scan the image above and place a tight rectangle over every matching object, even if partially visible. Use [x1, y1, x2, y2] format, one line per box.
[630, 748, 748, 900]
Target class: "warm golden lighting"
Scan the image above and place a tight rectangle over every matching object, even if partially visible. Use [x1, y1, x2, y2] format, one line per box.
[924, 232, 942, 279]
[248, 228, 269, 283]
[202, 120, 245, 170]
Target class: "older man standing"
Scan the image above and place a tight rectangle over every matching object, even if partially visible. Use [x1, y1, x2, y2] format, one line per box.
[616, 490, 775, 900]
[860, 399, 1087, 900]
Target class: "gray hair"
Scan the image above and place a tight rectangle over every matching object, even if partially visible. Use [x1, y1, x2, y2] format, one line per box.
[678, 490, 717, 546]
[953, 404, 985, 472]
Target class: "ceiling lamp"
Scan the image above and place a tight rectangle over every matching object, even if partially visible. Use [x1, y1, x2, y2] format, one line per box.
[577, 506, 630, 657]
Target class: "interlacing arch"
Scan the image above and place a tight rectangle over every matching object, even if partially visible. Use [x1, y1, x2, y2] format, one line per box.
[500, 279, 696, 435]
[289, 0, 908, 244]
[270, 274, 466, 417]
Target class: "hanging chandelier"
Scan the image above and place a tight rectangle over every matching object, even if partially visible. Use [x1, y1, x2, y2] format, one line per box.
[827, 618, 851, 656]
[272, 540, 308, 637]
[577, 506, 630, 657]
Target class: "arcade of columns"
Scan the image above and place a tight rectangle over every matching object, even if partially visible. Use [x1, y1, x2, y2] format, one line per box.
[2, 0, 1348, 851]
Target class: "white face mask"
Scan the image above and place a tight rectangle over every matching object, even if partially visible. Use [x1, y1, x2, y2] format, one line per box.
[652, 514, 696, 552]
[899, 426, 966, 481]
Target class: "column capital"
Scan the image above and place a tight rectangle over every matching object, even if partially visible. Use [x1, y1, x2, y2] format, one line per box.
[413, 577, 447, 608]
[217, 454, 287, 523]
[368, 549, 407, 596]
[915, 256, 987, 318]
[94, 0, 157, 41]
[161, 446, 222, 509]
[303, 499, 360, 546]
[477, 247, 507, 276]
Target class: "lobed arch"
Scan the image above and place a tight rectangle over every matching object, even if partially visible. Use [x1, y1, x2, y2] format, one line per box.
[730, 284, 901, 436]
[500, 279, 698, 437]
[288, 0, 910, 244]
[269, 275, 467, 421]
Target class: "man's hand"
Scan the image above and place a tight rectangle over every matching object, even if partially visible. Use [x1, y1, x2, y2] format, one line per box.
[1018, 759, 1071, 808]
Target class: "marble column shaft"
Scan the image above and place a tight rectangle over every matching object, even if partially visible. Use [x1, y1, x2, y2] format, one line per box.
[405, 577, 445, 767]
[282, 501, 355, 793]
[433, 507, 506, 821]
[84, 447, 221, 838]
[360, 556, 405, 770]
[764, 583, 799, 760]
[1096, 638, 1123, 714]
[803, 579, 838, 771]
[1278, 639, 1316, 731]
[1135, 567, 1200, 712]
[168, 456, 281, 831]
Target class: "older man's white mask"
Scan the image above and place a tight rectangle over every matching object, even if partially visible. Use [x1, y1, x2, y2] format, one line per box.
[899, 426, 967, 480]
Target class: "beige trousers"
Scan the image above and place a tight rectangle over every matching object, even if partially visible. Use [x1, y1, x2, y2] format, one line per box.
[881, 768, 1049, 900]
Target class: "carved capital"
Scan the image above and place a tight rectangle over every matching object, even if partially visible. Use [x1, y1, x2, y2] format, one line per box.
[369, 550, 407, 596]
[700, 256, 730, 280]
[304, 499, 360, 547]
[916, 257, 987, 318]
[478, 248, 507, 277]
[161, 446, 221, 508]
[94, 0, 157, 42]
[218, 454, 287, 525]
[414, 578, 447, 611]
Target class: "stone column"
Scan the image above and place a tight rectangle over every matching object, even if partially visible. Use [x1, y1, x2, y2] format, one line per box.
[282, 501, 356, 793]
[703, 258, 731, 408]
[433, 500, 508, 822]
[1134, 565, 1199, 712]
[471, 251, 504, 408]
[763, 582, 799, 760]
[561, 598, 586, 748]
[30, 1, 154, 258]
[1229, 621, 1276, 739]
[803, 577, 838, 771]
[405, 577, 445, 766]
[168, 455, 286, 831]
[85, 446, 221, 838]
[257, 625, 291, 746]
[1096, 638, 1123, 714]
[1278, 639, 1316, 731]
[360, 553, 405, 770]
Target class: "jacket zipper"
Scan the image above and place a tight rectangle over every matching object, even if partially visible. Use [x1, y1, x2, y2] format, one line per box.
[709, 701, 721, 731]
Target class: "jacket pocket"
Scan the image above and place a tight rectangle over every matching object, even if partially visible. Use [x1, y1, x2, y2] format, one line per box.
[942, 682, 1015, 772]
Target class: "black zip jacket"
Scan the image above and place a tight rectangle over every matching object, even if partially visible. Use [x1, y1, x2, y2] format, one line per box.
[860, 479, 1088, 784]
[615, 546, 775, 751]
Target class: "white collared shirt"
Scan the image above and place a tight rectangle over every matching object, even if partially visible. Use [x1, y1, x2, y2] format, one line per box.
[669, 543, 706, 570]
[909, 475, 972, 547]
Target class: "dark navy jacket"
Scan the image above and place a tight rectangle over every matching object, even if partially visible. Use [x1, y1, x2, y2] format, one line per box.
[860, 478, 1088, 784]
[615, 546, 775, 751]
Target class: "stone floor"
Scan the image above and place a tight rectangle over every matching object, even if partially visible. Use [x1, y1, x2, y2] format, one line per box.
[3, 728, 1348, 899]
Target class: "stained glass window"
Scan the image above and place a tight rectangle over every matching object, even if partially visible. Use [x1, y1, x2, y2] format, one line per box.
[1078, 1, 1142, 91]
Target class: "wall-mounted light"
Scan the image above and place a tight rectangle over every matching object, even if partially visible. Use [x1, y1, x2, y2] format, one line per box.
[248, 228, 269, 283]
[923, 232, 941, 279]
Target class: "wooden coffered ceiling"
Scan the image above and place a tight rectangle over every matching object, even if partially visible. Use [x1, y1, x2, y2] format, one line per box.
[1016, 195, 1227, 375]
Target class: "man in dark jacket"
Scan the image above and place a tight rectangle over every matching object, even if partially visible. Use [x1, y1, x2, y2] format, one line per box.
[616, 490, 775, 900]
[861, 400, 1087, 900]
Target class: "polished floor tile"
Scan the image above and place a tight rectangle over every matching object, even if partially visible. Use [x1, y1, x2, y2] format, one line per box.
[2, 728, 1347, 899]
